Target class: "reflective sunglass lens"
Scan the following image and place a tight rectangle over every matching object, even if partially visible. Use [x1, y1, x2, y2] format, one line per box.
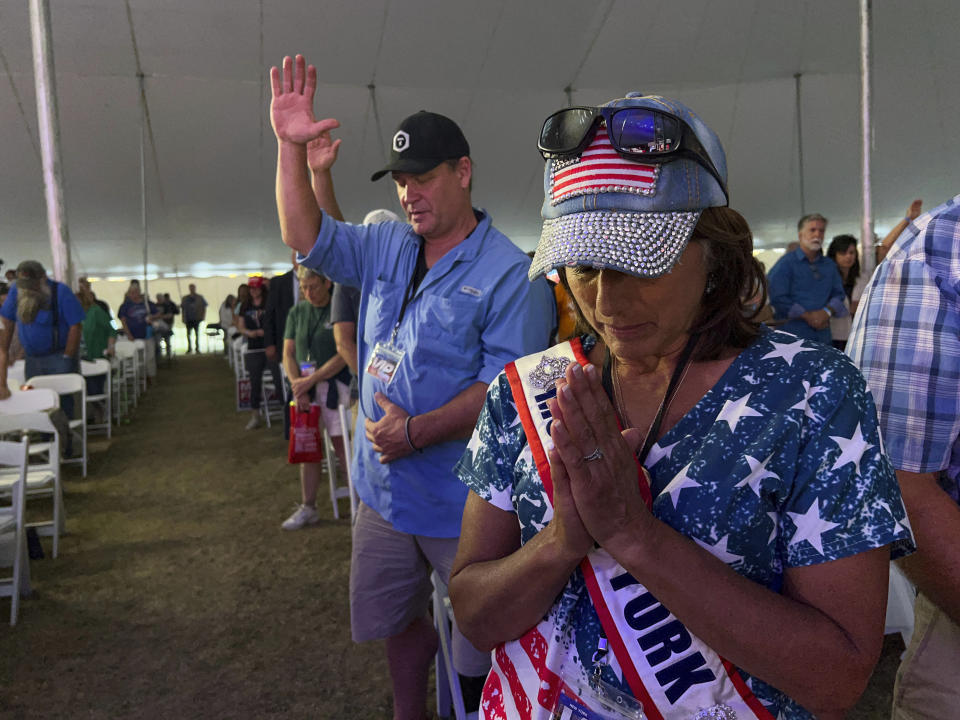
[610, 110, 680, 154]
[541, 108, 597, 153]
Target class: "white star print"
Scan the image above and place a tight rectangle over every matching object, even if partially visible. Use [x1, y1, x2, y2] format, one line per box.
[761, 337, 816, 366]
[789, 379, 826, 421]
[735, 454, 779, 496]
[465, 432, 482, 456]
[877, 499, 909, 535]
[694, 534, 744, 565]
[787, 498, 840, 555]
[766, 511, 779, 545]
[829, 422, 875, 474]
[662, 462, 702, 507]
[646, 440, 680, 467]
[716, 393, 763, 433]
[488, 484, 513, 511]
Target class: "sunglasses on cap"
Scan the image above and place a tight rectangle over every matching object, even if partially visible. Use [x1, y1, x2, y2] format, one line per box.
[538, 106, 728, 204]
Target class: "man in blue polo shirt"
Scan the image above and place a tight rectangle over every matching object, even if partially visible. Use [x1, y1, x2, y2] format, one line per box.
[270, 55, 554, 720]
[0, 260, 86, 416]
[767, 213, 848, 344]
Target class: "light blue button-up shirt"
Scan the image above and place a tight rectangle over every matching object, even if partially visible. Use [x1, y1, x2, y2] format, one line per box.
[299, 209, 554, 536]
[766, 247, 847, 344]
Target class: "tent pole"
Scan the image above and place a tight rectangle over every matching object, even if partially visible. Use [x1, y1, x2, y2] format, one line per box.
[794, 73, 805, 217]
[139, 73, 149, 305]
[859, 0, 875, 271]
[28, 0, 72, 284]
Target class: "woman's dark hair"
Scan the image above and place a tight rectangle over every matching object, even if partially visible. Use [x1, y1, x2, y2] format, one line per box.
[559, 206, 767, 361]
[826, 234, 860, 301]
[238, 284, 268, 315]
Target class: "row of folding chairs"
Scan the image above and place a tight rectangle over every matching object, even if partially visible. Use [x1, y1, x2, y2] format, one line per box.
[0, 387, 66, 626]
[0, 342, 152, 625]
[0, 437, 30, 625]
[113, 338, 148, 422]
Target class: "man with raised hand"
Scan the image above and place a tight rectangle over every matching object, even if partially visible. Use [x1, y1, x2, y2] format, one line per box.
[270, 55, 554, 719]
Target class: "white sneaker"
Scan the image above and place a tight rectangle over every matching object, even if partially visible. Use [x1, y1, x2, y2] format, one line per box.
[245, 415, 261, 430]
[281, 504, 320, 531]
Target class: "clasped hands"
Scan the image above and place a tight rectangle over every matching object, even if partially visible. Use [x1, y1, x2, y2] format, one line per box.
[546, 361, 654, 563]
[290, 374, 319, 412]
[801, 309, 830, 330]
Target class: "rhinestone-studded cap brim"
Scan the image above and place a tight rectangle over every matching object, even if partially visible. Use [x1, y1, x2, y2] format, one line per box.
[529, 210, 701, 281]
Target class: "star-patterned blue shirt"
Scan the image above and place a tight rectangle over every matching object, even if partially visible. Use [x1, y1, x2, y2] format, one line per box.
[456, 329, 914, 720]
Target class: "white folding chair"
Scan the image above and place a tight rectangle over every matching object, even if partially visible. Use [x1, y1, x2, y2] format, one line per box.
[0, 436, 31, 625]
[132, 339, 148, 394]
[432, 571, 470, 720]
[0, 388, 60, 415]
[0, 387, 60, 465]
[81, 359, 112, 439]
[226, 327, 240, 368]
[322, 426, 352, 520]
[26, 373, 87, 478]
[115, 340, 139, 409]
[7, 360, 25, 388]
[0, 412, 64, 558]
[234, 338, 250, 411]
[885, 562, 917, 648]
[337, 403, 359, 521]
[260, 366, 285, 428]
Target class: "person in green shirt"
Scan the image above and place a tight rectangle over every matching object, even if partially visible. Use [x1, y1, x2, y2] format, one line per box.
[280, 266, 350, 530]
[78, 285, 117, 397]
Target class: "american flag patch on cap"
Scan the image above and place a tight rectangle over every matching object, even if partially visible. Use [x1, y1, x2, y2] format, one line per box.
[549, 123, 659, 206]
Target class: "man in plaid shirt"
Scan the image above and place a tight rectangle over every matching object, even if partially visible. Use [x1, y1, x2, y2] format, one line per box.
[847, 194, 960, 719]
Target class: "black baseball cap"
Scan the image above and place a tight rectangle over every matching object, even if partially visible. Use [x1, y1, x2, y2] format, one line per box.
[370, 111, 470, 182]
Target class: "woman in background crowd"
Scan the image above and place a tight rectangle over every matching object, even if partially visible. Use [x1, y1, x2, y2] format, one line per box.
[215, 294, 236, 354]
[279, 266, 350, 530]
[237, 276, 281, 430]
[826, 235, 867, 351]
[233, 284, 250, 329]
[77, 284, 116, 398]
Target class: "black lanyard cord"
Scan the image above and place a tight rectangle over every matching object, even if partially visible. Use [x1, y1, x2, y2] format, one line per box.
[390, 242, 427, 343]
[602, 332, 700, 464]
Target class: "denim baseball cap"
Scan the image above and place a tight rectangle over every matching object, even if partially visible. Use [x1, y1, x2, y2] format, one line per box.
[370, 111, 470, 182]
[529, 93, 727, 281]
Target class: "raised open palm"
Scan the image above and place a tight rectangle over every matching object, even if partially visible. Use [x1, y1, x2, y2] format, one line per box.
[269, 54, 339, 145]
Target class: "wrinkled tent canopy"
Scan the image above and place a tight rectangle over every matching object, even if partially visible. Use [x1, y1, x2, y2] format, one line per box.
[1, 0, 958, 277]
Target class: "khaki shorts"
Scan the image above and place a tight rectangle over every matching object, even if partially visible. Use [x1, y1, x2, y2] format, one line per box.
[892, 590, 960, 719]
[312, 379, 350, 436]
[349, 502, 491, 676]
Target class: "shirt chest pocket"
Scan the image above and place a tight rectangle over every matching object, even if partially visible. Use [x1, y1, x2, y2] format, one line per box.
[415, 293, 483, 359]
[363, 279, 405, 345]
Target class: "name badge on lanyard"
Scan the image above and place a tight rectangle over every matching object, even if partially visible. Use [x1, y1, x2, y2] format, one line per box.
[366, 341, 405, 385]
[366, 240, 424, 386]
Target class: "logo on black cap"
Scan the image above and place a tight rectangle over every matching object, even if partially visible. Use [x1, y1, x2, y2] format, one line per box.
[393, 131, 410, 153]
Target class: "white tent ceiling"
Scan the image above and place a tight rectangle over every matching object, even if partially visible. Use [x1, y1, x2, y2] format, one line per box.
[1, 0, 958, 277]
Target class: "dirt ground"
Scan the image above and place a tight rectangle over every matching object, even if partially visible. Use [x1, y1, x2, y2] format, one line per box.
[0, 354, 903, 719]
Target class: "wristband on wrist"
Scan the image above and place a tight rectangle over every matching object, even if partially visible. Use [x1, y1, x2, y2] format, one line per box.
[823, 306, 833, 317]
[404, 415, 422, 453]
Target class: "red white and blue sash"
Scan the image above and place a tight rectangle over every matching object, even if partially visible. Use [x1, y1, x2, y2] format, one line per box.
[483, 339, 773, 720]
